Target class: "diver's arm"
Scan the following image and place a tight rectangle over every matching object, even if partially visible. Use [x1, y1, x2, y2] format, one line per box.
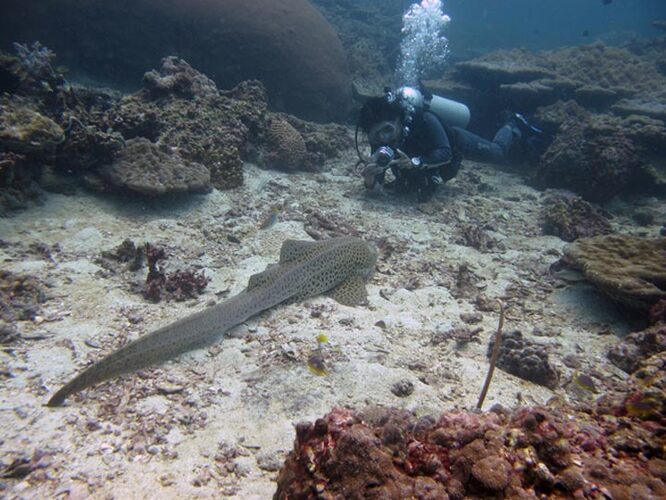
[418, 112, 452, 167]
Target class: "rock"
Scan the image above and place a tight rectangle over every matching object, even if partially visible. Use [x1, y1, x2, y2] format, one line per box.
[471, 455, 511, 491]
[390, 380, 414, 397]
[97, 138, 211, 195]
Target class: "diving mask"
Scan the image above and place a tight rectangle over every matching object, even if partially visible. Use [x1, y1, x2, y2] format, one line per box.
[367, 118, 403, 148]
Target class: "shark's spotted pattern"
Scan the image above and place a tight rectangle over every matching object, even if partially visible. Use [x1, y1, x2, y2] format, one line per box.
[47, 237, 377, 407]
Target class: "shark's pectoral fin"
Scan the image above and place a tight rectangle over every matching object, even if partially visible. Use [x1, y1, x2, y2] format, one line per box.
[278, 239, 322, 264]
[327, 275, 369, 306]
[247, 264, 281, 291]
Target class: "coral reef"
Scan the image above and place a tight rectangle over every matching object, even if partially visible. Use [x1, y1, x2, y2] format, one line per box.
[95, 138, 211, 196]
[278, 113, 354, 166]
[455, 49, 553, 83]
[487, 330, 560, 389]
[535, 115, 643, 202]
[1, 0, 352, 122]
[142, 56, 218, 99]
[312, 0, 402, 94]
[0, 96, 63, 156]
[108, 59, 268, 191]
[275, 400, 666, 499]
[446, 42, 665, 115]
[540, 191, 613, 242]
[607, 324, 666, 374]
[0, 151, 42, 213]
[562, 234, 666, 310]
[261, 116, 307, 171]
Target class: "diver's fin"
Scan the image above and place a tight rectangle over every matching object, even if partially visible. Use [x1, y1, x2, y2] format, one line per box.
[278, 239, 323, 264]
[247, 264, 281, 291]
[327, 275, 368, 306]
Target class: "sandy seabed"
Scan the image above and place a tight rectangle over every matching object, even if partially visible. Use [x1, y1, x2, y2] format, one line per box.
[0, 152, 662, 499]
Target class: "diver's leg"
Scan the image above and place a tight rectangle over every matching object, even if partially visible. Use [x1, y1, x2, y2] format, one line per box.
[452, 126, 515, 163]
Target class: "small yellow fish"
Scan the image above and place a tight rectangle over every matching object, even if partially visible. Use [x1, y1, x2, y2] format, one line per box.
[316, 333, 328, 344]
[259, 205, 281, 230]
[307, 351, 328, 376]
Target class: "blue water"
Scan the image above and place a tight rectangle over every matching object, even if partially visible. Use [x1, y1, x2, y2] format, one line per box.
[441, 0, 666, 55]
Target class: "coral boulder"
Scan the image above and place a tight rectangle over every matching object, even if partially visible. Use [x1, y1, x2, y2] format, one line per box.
[0, 0, 351, 122]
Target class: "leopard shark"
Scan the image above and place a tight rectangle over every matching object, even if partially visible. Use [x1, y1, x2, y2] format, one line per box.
[47, 236, 377, 406]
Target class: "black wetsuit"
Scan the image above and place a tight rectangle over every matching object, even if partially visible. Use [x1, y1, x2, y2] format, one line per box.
[390, 111, 517, 199]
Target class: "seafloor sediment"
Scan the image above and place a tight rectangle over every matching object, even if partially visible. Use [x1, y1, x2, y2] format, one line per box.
[1, 152, 664, 497]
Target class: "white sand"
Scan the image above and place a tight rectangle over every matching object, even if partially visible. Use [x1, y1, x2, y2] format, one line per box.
[0, 154, 661, 498]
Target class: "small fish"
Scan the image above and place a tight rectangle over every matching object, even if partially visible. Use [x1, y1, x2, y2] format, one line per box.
[601, 0, 612, 5]
[316, 333, 328, 344]
[259, 205, 281, 230]
[582, 30, 590, 38]
[307, 351, 328, 376]
[573, 372, 597, 393]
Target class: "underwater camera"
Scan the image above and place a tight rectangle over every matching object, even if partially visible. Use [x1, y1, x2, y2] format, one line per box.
[372, 145, 395, 168]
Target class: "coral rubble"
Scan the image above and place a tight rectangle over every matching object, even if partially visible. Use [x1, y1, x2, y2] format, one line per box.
[275, 400, 666, 499]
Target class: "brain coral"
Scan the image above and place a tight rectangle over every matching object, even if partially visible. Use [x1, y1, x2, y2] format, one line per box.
[262, 116, 307, 171]
[0, 0, 351, 122]
[562, 234, 666, 310]
[97, 138, 211, 196]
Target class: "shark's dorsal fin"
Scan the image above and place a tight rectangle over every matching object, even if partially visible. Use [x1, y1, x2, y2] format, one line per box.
[278, 239, 323, 264]
[327, 275, 368, 306]
[247, 263, 281, 291]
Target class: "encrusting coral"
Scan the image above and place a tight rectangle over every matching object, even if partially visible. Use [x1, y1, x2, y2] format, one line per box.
[540, 191, 612, 242]
[562, 234, 666, 310]
[96, 137, 211, 196]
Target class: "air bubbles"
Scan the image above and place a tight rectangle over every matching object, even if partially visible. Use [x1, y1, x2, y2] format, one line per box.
[397, 0, 451, 85]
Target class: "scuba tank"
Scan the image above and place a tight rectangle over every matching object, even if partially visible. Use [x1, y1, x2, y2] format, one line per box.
[394, 86, 470, 129]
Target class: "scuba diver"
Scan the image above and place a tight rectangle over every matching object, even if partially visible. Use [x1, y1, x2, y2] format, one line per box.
[356, 86, 543, 201]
